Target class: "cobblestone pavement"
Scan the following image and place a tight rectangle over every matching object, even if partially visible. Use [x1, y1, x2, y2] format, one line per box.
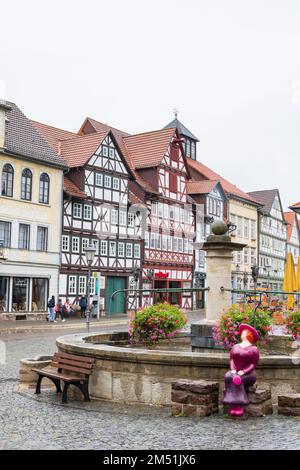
[1, 329, 300, 450]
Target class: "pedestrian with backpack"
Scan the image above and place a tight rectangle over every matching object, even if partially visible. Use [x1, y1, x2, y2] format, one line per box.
[47, 295, 55, 323]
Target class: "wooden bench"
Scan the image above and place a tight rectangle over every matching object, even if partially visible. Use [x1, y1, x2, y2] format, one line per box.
[32, 352, 95, 403]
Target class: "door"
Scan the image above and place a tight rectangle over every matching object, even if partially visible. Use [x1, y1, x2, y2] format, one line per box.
[106, 277, 126, 314]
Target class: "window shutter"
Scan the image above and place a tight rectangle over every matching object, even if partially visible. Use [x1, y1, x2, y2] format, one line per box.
[169, 173, 177, 193]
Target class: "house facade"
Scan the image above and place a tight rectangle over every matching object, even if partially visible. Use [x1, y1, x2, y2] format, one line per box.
[0, 101, 67, 318]
[248, 189, 287, 290]
[32, 121, 142, 314]
[284, 211, 300, 267]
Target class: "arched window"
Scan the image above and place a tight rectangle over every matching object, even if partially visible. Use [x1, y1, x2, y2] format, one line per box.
[39, 173, 50, 204]
[21, 168, 32, 201]
[1, 163, 14, 197]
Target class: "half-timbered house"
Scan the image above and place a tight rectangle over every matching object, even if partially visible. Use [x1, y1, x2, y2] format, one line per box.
[79, 118, 195, 309]
[32, 121, 142, 314]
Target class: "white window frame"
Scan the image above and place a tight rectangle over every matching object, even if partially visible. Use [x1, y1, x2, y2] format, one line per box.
[104, 175, 111, 188]
[72, 237, 80, 253]
[119, 210, 127, 226]
[126, 243, 133, 258]
[111, 209, 118, 225]
[100, 240, 108, 256]
[68, 275, 77, 295]
[83, 204, 92, 220]
[133, 244, 140, 259]
[102, 145, 108, 157]
[109, 241, 116, 257]
[82, 238, 89, 253]
[62, 235, 69, 252]
[73, 203, 82, 219]
[95, 173, 103, 187]
[128, 213, 135, 227]
[118, 242, 125, 257]
[113, 177, 120, 190]
[78, 276, 86, 295]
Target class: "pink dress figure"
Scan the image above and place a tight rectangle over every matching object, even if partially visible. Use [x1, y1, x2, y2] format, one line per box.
[223, 324, 260, 417]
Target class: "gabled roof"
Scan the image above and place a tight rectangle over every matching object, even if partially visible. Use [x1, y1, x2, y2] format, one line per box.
[187, 179, 220, 195]
[284, 212, 299, 242]
[64, 176, 87, 199]
[30, 120, 76, 153]
[290, 202, 300, 214]
[0, 100, 67, 169]
[164, 118, 199, 141]
[248, 189, 282, 215]
[187, 158, 259, 205]
[123, 128, 176, 169]
[59, 132, 108, 167]
[78, 117, 130, 138]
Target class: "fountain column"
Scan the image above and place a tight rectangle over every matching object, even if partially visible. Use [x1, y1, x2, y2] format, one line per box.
[192, 221, 246, 350]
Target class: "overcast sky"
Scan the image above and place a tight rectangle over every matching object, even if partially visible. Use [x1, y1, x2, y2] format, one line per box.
[1, 0, 299, 210]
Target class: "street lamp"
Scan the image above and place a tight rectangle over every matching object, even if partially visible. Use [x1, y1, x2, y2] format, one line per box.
[84, 243, 97, 333]
[132, 265, 141, 315]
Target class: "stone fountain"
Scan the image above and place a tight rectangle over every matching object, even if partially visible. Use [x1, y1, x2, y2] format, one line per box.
[191, 220, 246, 350]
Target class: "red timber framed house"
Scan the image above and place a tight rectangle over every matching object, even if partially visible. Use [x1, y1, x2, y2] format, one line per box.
[124, 127, 195, 309]
[31, 120, 142, 314]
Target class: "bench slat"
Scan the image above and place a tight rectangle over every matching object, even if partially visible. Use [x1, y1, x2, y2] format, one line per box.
[53, 356, 93, 370]
[54, 352, 94, 364]
[50, 363, 92, 376]
[32, 367, 86, 382]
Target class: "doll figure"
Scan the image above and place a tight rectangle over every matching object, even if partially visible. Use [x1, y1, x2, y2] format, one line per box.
[223, 323, 260, 417]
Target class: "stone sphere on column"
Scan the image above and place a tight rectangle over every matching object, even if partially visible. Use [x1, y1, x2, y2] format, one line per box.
[211, 220, 228, 236]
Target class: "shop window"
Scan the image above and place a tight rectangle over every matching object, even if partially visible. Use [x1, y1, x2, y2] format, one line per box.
[32, 278, 48, 311]
[0, 277, 9, 312]
[12, 278, 29, 312]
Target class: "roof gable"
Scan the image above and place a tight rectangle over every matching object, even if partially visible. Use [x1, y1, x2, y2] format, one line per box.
[123, 128, 176, 169]
[1, 100, 67, 169]
[187, 158, 258, 205]
[164, 118, 199, 141]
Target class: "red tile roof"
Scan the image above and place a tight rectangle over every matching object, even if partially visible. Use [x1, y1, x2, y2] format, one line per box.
[123, 128, 176, 169]
[187, 179, 219, 195]
[284, 211, 298, 242]
[30, 120, 77, 153]
[64, 176, 87, 199]
[59, 132, 108, 167]
[187, 158, 259, 205]
[78, 117, 130, 138]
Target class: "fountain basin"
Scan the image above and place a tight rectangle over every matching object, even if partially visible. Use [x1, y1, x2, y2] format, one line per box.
[56, 331, 300, 406]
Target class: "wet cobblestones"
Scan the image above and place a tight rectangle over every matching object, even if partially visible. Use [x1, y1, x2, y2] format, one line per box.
[1, 333, 300, 450]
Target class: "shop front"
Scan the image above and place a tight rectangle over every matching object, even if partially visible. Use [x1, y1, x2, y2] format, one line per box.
[142, 268, 193, 309]
[0, 276, 49, 314]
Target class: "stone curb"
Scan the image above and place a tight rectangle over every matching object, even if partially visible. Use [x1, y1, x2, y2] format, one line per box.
[0, 319, 128, 335]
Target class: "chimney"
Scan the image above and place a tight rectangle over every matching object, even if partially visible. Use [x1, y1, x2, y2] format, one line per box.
[0, 101, 11, 150]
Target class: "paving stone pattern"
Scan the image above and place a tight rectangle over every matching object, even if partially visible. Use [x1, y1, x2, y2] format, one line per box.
[1, 332, 300, 449]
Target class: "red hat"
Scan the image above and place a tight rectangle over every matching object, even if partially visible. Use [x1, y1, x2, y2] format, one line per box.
[238, 323, 260, 343]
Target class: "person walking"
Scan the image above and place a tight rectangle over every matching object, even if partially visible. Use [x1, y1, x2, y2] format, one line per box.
[62, 298, 71, 321]
[79, 295, 87, 318]
[47, 295, 55, 323]
[54, 299, 63, 322]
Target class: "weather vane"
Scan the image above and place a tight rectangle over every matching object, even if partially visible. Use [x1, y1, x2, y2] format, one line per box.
[173, 107, 179, 119]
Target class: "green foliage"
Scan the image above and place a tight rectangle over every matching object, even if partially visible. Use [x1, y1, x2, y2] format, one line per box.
[213, 304, 272, 349]
[129, 303, 187, 346]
